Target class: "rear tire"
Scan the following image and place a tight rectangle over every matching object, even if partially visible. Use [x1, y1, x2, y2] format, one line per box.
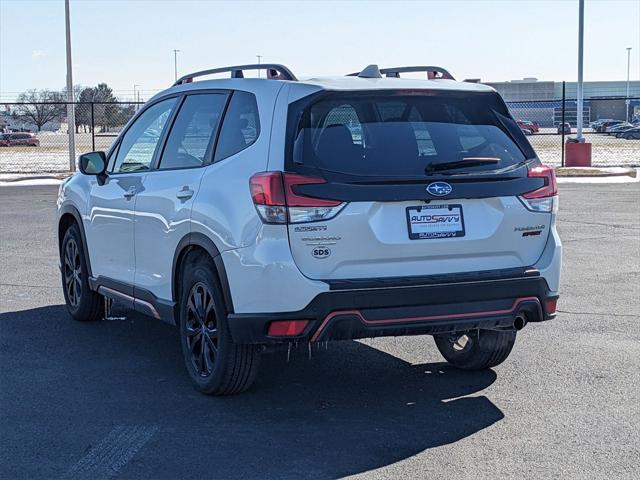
[61, 224, 103, 322]
[178, 252, 260, 395]
[434, 329, 517, 370]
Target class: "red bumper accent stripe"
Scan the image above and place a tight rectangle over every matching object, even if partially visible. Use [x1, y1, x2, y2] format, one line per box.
[310, 296, 539, 342]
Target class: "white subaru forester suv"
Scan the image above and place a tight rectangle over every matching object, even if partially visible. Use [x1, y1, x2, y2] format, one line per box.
[57, 64, 561, 395]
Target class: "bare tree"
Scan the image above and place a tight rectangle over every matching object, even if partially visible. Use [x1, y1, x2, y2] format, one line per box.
[12, 90, 65, 132]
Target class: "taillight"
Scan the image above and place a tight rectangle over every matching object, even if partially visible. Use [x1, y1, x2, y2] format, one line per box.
[544, 298, 558, 315]
[267, 320, 310, 337]
[249, 172, 346, 224]
[519, 165, 558, 213]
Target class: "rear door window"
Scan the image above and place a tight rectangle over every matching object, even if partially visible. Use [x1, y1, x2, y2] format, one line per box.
[159, 93, 227, 169]
[290, 92, 533, 178]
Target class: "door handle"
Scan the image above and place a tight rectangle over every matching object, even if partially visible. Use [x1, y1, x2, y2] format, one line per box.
[123, 186, 137, 199]
[176, 186, 194, 200]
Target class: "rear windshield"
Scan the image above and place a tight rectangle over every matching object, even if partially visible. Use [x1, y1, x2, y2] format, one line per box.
[289, 91, 534, 178]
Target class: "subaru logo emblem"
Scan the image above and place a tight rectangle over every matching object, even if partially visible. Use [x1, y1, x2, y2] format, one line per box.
[426, 182, 452, 196]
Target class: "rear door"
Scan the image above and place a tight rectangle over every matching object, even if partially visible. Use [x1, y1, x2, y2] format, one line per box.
[285, 91, 553, 280]
[133, 92, 228, 302]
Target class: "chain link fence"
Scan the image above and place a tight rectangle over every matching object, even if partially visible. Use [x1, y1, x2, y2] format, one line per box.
[1, 97, 638, 175]
[0, 102, 142, 174]
[505, 96, 640, 167]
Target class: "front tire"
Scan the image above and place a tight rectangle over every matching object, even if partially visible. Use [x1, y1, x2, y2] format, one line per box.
[61, 224, 103, 321]
[434, 329, 517, 370]
[179, 253, 260, 395]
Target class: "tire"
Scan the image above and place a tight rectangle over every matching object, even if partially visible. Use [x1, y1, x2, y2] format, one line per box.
[433, 329, 517, 370]
[61, 224, 103, 321]
[178, 252, 260, 395]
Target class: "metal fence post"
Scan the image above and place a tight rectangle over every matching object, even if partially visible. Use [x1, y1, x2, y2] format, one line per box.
[561, 81, 566, 167]
[91, 102, 95, 152]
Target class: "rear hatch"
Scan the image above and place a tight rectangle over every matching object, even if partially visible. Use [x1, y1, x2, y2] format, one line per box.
[283, 90, 556, 281]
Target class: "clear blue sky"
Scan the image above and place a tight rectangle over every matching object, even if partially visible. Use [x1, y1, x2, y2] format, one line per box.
[1, 0, 639, 101]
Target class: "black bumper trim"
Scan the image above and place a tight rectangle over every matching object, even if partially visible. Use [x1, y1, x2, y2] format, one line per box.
[328, 267, 539, 290]
[227, 276, 556, 344]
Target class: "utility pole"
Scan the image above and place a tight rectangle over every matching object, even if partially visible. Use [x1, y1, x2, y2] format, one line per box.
[256, 55, 262, 78]
[173, 49, 180, 82]
[626, 47, 632, 122]
[65, 0, 76, 170]
[576, 0, 585, 141]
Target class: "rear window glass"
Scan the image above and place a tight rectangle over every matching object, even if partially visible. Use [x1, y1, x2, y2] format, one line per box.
[290, 91, 533, 178]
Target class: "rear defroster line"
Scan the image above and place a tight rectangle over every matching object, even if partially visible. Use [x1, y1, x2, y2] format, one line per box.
[309, 296, 540, 342]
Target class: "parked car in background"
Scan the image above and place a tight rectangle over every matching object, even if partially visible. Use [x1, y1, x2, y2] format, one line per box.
[597, 120, 625, 133]
[517, 120, 539, 135]
[0, 132, 40, 147]
[620, 127, 640, 140]
[590, 119, 612, 130]
[557, 123, 571, 134]
[606, 123, 634, 136]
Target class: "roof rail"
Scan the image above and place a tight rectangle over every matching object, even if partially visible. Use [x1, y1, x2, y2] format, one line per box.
[173, 63, 297, 86]
[379, 66, 455, 80]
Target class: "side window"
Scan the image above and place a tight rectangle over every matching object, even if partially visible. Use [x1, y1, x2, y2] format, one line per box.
[111, 98, 176, 173]
[214, 91, 260, 162]
[106, 142, 121, 172]
[159, 93, 226, 169]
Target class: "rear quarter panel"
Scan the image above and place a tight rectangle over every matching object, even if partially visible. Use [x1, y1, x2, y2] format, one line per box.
[190, 83, 288, 252]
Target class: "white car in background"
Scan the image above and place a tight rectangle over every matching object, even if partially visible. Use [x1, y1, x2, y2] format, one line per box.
[56, 63, 561, 395]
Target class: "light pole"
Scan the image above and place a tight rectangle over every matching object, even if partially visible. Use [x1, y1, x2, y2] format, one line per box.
[565, 0, 591, 167]
[173, 49, 180, 82]
[576, 0, 585, 142]
[256, 55, 262, 78]
[626, 47, 632, 122]
[64, 0, 76, 171]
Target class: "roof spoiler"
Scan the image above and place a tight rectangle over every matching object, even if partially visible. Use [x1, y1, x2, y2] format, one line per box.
[173, 63, 297, 86]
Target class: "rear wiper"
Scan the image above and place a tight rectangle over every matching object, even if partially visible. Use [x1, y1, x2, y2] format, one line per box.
[425, 157, 500, 174]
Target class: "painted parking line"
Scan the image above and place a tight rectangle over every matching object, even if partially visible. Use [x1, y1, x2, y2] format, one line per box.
[61, 425, 158, 480]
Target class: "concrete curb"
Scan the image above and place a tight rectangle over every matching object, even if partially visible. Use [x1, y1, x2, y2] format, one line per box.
[555, 167, 637, 178]
[0, 173, 69, 182]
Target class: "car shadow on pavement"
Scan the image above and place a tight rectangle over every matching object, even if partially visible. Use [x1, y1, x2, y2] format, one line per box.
[0, 305, 504, 480]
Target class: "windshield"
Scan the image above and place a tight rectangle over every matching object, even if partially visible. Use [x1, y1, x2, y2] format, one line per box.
[290, 91, 534, 178]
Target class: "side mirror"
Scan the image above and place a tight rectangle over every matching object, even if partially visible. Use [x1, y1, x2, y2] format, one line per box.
[78, 151, 107, 176]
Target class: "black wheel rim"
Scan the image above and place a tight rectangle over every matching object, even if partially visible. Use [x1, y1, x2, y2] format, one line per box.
[185, 282, 218, 377]
[64, 238, 82, 308]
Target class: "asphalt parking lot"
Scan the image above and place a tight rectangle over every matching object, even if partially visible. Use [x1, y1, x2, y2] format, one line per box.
[1, 183, 639, 479]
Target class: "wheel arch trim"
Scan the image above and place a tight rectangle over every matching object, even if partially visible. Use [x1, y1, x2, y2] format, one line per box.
[172, 233, 235, 314]
[58, 203, 93, 278]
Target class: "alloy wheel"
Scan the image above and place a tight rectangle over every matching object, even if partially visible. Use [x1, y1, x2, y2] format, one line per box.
[185, 282, 218, 377]
[64, 238, 82, 308]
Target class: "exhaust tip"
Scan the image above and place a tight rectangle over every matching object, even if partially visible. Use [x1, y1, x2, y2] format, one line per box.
[514, 315, 527, 331]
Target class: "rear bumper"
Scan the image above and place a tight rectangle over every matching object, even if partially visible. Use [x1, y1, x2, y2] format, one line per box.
[227, 272, 557, 344]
